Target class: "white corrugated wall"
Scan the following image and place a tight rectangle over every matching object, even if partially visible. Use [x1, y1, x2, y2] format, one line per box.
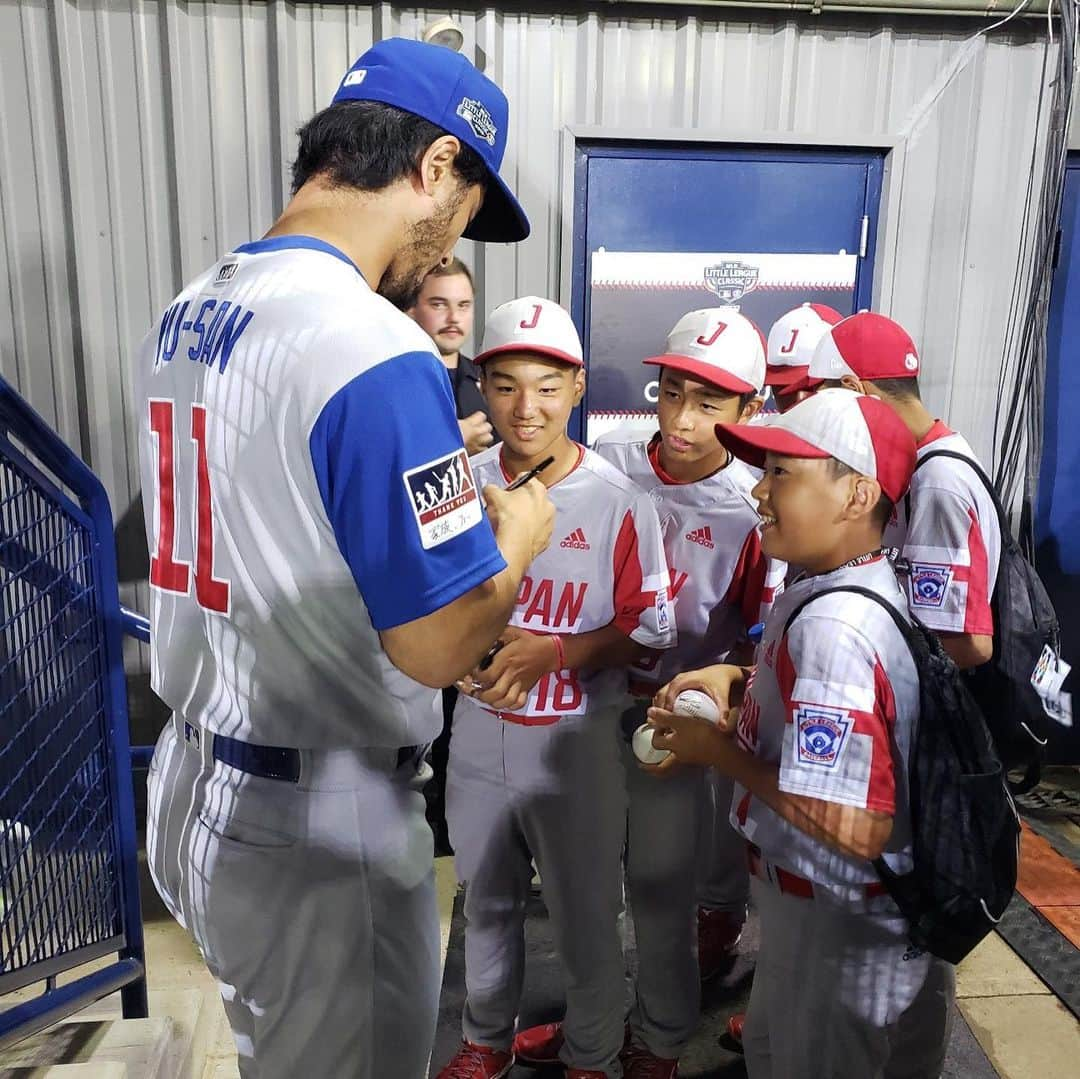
[0, 1, 1072, 549]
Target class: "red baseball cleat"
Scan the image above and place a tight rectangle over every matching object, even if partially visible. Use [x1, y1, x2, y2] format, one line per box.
[512, 1020, 564, 1064]
[697, 906, 744, 981]
[621, 1039, 679, 1078]
[725, 1012, 746, 1052]
[435, 1040, 514, 1079]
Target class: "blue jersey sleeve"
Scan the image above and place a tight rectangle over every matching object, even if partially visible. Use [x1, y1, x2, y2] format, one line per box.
[309, 351, 505, 630]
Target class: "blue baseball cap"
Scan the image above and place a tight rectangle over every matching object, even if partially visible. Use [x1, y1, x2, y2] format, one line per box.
[331, 37, 529, 244]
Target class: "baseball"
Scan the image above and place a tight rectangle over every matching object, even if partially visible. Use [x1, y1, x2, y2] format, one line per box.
[632, 723, 670, 765]
[674, 689, 722, 723]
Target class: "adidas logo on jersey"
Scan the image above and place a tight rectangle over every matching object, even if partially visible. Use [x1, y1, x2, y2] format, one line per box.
[560, 528, 590, 550]
[686, 526, 715, 549]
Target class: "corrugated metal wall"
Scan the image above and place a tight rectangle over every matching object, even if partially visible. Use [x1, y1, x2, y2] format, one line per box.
[0, 2, 1068, 554]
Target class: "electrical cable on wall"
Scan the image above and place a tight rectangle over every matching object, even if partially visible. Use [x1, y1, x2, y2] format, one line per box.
[992, 0, 1079, 558]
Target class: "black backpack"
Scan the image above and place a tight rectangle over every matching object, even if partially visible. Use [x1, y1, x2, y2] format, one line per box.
[784, 587, 1019, 965]
[902, 450, 1062, 793]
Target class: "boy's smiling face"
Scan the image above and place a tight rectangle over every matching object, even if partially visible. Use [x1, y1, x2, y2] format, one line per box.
[481, 353, 585, 463]
[751, 452, 861, 569]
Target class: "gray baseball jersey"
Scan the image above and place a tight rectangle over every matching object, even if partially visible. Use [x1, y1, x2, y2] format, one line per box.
[446, 443, 672, 1076]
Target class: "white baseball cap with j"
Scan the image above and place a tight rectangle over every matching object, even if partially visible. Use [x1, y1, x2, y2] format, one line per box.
[643, 307, 767, 394]
[474, 296, 584, 367]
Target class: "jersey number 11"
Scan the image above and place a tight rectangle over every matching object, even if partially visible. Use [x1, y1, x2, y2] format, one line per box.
[148, 399, 231, 614]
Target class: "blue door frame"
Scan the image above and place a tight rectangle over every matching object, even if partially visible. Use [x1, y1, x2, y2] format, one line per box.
[569, 139, 885, 439]
[1036, 152, 1080, 763]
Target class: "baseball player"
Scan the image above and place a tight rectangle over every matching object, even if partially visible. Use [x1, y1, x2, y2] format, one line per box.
[789, 311, 1000, 669]
[437, 297, 675, 1079]
[763, 303, 843, 413]
[649, 390, 954, 1079]
[136, 39, 554, 1079]
[515, 309, 785, 1077]
[606, 309, 785, 1070]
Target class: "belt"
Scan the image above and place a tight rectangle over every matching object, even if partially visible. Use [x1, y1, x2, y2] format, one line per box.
[746, 843, 888, 901]
[178, 719, 423, 783]
[482, 709, 561, 727]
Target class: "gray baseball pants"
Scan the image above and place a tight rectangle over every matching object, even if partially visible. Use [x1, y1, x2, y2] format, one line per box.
[446, 702, 627, 1077]
[743, 875, 955, 1079]
[696, 769, 750, 915]
[147, 717, 440, 1079]
[621, 701, 704, 1058]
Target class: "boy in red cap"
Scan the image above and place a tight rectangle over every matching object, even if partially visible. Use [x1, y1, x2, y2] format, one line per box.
[647, 389, 954, 1079]
[794, 311, 1000, 670]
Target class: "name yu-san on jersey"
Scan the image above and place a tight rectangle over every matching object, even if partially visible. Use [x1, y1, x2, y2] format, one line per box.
[135, 236, 506, 750]
[731, 556, 918, 902]
[463, 444, 676, 720]
[593, 431, 786, 693]
[883, 422, 1001, 637]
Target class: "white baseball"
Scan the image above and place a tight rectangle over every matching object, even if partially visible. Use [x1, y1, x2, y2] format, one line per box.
[674, 689, 722, 723]
[632, 723, 670, 765]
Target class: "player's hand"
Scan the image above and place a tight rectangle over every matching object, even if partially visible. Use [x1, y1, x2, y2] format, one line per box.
[467, 628, 559, 712]
[484, 480, 555, 561]
[653, 665, 747, 733]
[459, 411, 494, 455]
[646, 704, 732, 768]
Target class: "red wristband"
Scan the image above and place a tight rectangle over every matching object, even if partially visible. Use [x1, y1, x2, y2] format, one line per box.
[548, 633, 566, 671]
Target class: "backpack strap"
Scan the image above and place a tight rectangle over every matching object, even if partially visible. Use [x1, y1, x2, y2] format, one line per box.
[907, 449, 1009, 538]
[782, 585, 917, 651]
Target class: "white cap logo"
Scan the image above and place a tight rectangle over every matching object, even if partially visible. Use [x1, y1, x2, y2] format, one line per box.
[342, 69, 367, 88]
[456, 98, 497, 146]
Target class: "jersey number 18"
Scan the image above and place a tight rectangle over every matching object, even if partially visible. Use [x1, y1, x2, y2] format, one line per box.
[148, 399, 231, 614]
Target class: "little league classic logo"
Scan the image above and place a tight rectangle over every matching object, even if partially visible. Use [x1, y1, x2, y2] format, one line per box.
[795, 705, 852, 769]
[909, 563, 952, 609]
[404, 449, 482, 550]
[456, 97, 497, 147]
[704, 261, 760, 304]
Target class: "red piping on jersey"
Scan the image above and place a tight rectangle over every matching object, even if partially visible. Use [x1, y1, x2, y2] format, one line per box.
[962, 507, 994, 635]
[647, 433, 732, 486]
[499, 443, 586, 487]
[723, 527, 770, 631]
[612, 509, 650, 635]
[916, 419, 954, 449]
[647, 434, 690, 485]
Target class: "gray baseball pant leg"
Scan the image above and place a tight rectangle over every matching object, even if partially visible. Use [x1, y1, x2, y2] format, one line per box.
[696, 769, 750, 914]
[147, 719, 440, 1079]
[621, 703, 703, 1058]
[445, 708, 534, 1051]
[514, 707, 628, 1078]
[742, 878, 954, 1079]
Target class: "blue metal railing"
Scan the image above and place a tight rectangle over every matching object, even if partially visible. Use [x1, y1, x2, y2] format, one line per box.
[0, 375, 147, 1047]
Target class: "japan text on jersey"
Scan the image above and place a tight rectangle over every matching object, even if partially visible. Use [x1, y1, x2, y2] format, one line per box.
[464, 444, 675, 719]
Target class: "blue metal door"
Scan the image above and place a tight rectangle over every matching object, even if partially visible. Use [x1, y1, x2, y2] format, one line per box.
[1036, 155, 1080, 763]
[570, 141, 884, 438]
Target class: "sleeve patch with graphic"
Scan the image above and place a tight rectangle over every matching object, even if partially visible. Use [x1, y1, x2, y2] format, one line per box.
[795, 704, 853, 769]
[404, 449, 482, 549]
[909, 562, 952, 608]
